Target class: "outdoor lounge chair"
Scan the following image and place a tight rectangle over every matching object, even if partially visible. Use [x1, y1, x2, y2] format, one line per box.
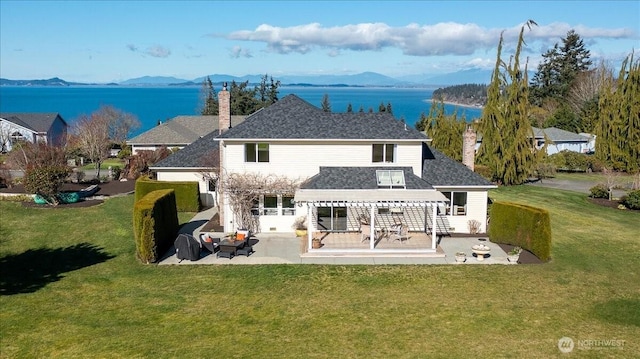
[199, 233, 220, 253]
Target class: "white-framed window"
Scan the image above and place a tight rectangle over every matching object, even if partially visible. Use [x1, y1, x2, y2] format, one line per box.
[372, 143, 396, 163]
[376, 169, 405, 189]
[282, 195, 295, 215]
[442, 192, 467, 216]
[245, 143, 270, 162]
[251, 194, 295, 216]
[263, 195, 278, 215]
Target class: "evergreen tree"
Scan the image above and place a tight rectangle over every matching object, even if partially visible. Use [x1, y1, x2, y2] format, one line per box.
[595, 52, 640, 173]
[321, 94, 331, 112]
[199, 76, 218, 115]
[256, 74, 281, 108]
[358, 105, 365, 113]
[346, 103, 353, 112]
[386, 102, 393, 114]
[230, 80, 259, 115]
[422, 100, 466, 161]
[530, 30, 592, 106]
[477, 21, 539, 185]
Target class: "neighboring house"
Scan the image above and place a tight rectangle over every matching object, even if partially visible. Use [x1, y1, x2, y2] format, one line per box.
[533, 127, 594, 155]
[151, 130, 221, 207]
[0, 112, 68, 152]
[475, 126, 594, 155]
[127, 115, 244, 154]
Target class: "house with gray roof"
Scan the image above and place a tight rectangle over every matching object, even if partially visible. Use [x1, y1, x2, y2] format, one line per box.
[152, 89, 496, 255]
[0, 113, 68, 152]
[127, 115, 244, 154]
[532, 127, 594, 155]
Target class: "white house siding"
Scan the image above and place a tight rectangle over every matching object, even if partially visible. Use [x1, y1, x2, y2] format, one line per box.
[155, 170, 217, 207]
[220, 140, 425, 233]
[546, 142, 588, 155]
[222, 140, 424, 178]
[434, 188, 489, 234]
[0, 120, 34, 152]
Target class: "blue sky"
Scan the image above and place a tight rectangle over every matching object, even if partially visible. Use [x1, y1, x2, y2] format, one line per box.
[1, 0, 638, 83]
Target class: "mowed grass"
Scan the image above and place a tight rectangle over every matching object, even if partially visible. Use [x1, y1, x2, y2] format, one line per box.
[1, 186, 639, 358]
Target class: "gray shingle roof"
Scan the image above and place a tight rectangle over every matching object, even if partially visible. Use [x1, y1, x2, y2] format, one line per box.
[421, 146, 495, 187]
[534, 127, 590, 142]
[128, 115, 245, 145]
[217, 94, 429, 141]
[0, 112, 65, 132]
[151, 131, 219, 168]
[301, 166, 433, 190]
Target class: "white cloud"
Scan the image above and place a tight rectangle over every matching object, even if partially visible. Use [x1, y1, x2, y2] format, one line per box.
[226, 21, 636, 57]
[229, 45, 253, 58]
[145, 45, 171, 58]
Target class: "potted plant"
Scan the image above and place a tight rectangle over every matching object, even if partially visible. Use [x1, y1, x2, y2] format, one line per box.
[292, 216, 307, 237]
[507, 246, 522, 264]
[455, 251, 467, 263]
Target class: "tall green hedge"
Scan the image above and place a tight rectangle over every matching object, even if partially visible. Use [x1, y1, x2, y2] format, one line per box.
[133, 189, 179, 263]
[135, 177, 200, 212]
[488, 201, 552, 262]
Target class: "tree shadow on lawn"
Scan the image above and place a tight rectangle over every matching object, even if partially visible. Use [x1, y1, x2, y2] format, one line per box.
[0, 243, 114, 295]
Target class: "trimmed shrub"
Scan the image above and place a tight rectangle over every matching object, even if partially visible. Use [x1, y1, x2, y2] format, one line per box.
[488, 201, 552, 262]
[589, 184, 609, 199]
[133, 189, 180, 263]
[622, 190, 640, 210]
[135, 177, 200, 212]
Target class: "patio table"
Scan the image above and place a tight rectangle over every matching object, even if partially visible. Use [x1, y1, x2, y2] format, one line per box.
[217, 239, 245, 259]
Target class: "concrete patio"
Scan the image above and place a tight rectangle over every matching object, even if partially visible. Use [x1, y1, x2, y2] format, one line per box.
[158, 207, 511, 265]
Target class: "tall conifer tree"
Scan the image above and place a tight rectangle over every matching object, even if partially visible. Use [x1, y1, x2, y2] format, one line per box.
[595, 52, 640, 173]
[477, 21, 539, 185]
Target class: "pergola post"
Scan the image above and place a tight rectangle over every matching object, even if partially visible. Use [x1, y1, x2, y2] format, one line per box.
[307, 204, 313, 250]
[369, 205, 375, 250]
[431, 203, 437, 249]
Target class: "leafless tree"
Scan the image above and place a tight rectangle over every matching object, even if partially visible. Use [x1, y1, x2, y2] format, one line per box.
[602, 167, 620, 201]
[71, 112, 111, 179]
[221, 172, 302, 234]
[0, 126, 12, 153]
[567, 61, 612, 114]
[99, 105, 141, 147]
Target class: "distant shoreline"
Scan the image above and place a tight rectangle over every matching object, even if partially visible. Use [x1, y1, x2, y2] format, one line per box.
[442, 100, 484, 111]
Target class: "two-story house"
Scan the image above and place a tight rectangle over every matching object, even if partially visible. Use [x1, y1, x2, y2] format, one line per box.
[0, 113, 68, 152]
[153, 87, 495, 254]
[203, 88, 495, 255]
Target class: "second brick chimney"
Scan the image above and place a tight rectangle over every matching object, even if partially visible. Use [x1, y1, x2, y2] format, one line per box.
[218, 82, 230, 134]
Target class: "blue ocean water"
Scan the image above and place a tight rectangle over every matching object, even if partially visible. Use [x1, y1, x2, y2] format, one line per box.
[0, 86, 482, 137]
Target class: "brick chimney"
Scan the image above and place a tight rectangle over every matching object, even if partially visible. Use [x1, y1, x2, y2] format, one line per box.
[462, 126, 477, 171]
[218, 82, 230, 134]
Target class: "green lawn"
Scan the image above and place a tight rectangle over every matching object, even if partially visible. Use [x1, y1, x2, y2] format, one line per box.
[1, 186, 638, 358]
[79, 158, 125, 171]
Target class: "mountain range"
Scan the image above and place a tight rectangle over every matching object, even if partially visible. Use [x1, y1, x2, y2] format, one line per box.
[1, 68, 514, 88]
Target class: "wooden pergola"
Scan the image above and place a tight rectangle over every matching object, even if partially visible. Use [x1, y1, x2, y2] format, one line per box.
[295, 189, 449, 254]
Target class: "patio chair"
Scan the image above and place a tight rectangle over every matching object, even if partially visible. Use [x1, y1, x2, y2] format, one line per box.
[389, 224, 409, 244]
[199, 233, 220, 253]
[236, 236, 254, 257]
[360, 224, 372, 242]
